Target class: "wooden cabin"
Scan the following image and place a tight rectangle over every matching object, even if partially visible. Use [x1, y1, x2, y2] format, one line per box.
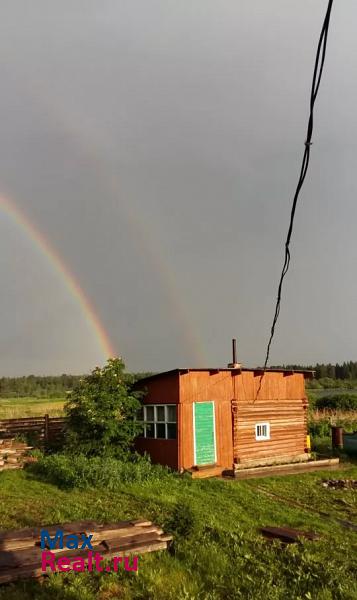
[134, 367, 313, 477]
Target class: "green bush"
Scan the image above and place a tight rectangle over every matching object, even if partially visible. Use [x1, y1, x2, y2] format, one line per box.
[309, 418, 357, 437]
[315, 393, 357, 411]
[307, 390, 317, 409]
[309, 420, 331, 439]
[318, 377, 339, 389]
[165, 501, 197, 538]
[306, 379, 323, 390]
[311, 435, 331, 454]
[30, 452, 175, 490]
[64, 358, 143, 457]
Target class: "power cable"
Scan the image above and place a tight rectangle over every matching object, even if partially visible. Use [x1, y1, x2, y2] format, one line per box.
[262, 0, 334, 371]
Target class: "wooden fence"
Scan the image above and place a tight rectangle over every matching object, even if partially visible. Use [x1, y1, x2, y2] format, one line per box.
[0, 415, 67, 447]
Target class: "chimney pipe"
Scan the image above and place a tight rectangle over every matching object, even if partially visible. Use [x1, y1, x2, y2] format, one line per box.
[232, 338, 237, 365]
[228, 338, 241, 369]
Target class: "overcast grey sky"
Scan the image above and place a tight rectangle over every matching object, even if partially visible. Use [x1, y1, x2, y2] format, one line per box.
[0, 0, 356, 375]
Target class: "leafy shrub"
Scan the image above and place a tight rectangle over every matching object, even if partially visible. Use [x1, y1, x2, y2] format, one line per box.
[306, 379, 323, 390]
[64, 358, 143, 457]
[318, 377, 339, 389]
[306, 390, 317, 410]
[30, 452, 174, 490]
[165, 501, 197, 538]
[316, 393, 357, 411]
[311, 436, 331, 454]
[309, 420, 331, 439]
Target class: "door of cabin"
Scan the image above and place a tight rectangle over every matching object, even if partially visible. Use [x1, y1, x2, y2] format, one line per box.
[193, 401, 216, 465]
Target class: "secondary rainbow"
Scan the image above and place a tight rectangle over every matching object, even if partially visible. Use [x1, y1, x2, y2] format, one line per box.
[0, 195, 115, 359]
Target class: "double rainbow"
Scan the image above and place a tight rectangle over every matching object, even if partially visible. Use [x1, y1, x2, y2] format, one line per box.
[0, 195, 115, 359]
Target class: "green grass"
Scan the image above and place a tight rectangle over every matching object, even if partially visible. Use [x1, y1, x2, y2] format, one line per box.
[0, 464, 357, 599]
[245, 465, 357, 522]
[0, 397, 64, 418]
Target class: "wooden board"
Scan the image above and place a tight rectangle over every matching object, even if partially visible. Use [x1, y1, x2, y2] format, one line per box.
[0, 520, 171, 584]
[260, 526, 320, 543]
[0, 540, 169, 584]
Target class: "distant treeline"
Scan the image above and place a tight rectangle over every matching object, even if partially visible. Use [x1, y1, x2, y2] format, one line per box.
[1, 363, 357, 398]
[272, 362, 357, 380]
[0, 372, 154, 398]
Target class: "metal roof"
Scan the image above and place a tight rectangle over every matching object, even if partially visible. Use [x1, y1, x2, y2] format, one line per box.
[135, 367, 315, 385]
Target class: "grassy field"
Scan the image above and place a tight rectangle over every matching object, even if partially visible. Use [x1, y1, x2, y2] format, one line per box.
[0, 397, 64, 419]
[0, 463, 356, 599]
[312, 408, 357, 419]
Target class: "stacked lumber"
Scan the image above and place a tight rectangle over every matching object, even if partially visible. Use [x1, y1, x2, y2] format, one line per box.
[0, 520, 172, 584]
[0, 439, 33, 471]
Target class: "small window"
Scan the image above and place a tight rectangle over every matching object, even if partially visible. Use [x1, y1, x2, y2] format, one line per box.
[145, 423, 155, 438]
[145, 406, 154, 422]
[167, 423, 177, 439]
[156, 406, 165, 422]
[140, 404, 177, 440]
[156, 423, 166, 438]
[255, 423, 270, 441]
[166, 405, 176, 423]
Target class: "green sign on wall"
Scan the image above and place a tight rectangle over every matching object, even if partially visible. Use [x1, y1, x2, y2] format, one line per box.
[194, 401, 216, 465]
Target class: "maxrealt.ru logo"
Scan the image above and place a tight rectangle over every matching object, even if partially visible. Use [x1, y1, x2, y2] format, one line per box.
[40, 529, 138, 573]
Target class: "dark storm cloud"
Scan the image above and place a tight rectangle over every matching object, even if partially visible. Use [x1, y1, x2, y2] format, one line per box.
[0, 1, 356, 374]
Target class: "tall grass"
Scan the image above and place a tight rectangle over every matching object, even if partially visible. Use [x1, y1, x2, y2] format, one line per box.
[0, 398, 64, 418]
[310, 410, 357, 430]
[30, 453, 176, 489]
[1, 463, 357, 599]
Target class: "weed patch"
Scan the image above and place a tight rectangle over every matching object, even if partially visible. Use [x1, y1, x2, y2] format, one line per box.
[29, 453, 176, 490]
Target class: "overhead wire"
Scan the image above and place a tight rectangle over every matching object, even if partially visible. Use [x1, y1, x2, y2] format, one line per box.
[261, 0, 334, 373]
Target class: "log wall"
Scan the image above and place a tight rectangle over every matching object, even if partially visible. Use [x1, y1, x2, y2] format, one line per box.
[232, 371, 309, 465]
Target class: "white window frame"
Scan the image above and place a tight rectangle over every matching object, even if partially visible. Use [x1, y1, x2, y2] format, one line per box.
[255, 422, 270, 441]
[142, 404, 177, 440]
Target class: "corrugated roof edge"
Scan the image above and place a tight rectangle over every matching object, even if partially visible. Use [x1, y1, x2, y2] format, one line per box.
[134, 367, 315, 385]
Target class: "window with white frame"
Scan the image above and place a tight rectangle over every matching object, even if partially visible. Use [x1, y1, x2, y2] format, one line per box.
[139, 405, 177, 440]
[255, 422, 270, 441]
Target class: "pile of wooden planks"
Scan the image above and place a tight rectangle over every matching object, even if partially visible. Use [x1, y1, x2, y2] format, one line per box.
[0, 520, 172, 584]
[0, 439, 34, 471]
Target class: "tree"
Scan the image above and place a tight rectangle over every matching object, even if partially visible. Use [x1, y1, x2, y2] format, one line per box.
[64, 358, 143, 457]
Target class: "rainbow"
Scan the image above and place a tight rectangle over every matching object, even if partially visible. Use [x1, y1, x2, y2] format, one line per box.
[1, 80, 208, 366]
[0, 195, 115, 359]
